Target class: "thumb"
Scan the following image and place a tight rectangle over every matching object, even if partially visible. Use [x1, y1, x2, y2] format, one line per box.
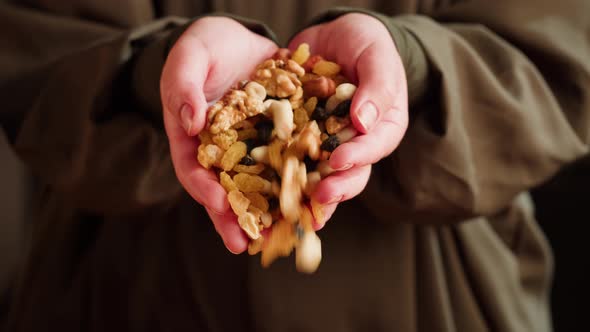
[350, 43, 405, 134]
[160, 34, 209, 137]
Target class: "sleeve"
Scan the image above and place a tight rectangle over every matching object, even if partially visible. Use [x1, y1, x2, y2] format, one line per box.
[0, 4, 277, 215]
[310, 1, 590, 224]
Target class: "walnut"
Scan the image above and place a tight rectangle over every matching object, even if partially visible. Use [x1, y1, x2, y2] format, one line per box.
[208, 89, 265, 134]
[197, 144, 224, 169]
[252, 59, 301, 98]
[212, 129, 238, 150]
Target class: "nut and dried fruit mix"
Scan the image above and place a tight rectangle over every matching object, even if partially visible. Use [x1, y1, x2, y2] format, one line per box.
[197, 43, 357, 273]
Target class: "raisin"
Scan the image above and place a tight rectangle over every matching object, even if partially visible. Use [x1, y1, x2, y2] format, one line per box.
[303, 155, 319, 171]
[243, 138, 258, 153]
[311, 105, 329, 121]
[239, 155, 257, 166]
[255, 121, 274, 144]
[332, 99, 351, 117]
[268, 197, 279, 211]
[320, 135, 340, 152]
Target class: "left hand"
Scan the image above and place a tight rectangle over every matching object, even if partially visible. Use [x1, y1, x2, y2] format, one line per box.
[288, 13, 409, 227]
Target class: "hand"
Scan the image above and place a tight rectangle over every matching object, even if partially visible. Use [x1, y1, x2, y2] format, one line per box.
[160, 17, 278, 253]
[289, 13, 409, 227]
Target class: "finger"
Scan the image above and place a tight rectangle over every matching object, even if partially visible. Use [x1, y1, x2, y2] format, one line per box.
[313, 164, 371, 206]
[206, 207, 249, 254]
[287, 24, 322, 53]
[164, 111, 230, 214]
[328, 108, 407, 170]
[350, 41, 407, 135]
[160, 33, 209, 136]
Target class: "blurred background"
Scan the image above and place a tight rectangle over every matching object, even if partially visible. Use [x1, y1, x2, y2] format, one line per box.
[2, 126, 588, 330]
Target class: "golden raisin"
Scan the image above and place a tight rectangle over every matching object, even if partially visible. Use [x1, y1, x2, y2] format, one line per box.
[293, 107, 310, 132]
[303, 97, 318, 117]
[291, 43, 310, 65]
[312, 60, 341, 77]
[220, 141, 247, 171]
[233, 173, 271, 193]
[244, 192, 269, 212]
[233, 163, 265, 175]
[237, 128, 258, 141]
[220, 171, 238, 193]
[227, 190, 250, 216]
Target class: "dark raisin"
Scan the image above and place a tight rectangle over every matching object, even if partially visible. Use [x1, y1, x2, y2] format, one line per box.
[268, 197, 279, 211]
[316, 98, 327, 109]
[311, 105, 329, 121]
[303, 155, 319, 171]
[239, 155, 256, 166]
[320, 135, 340, 152]
[255, 121, 274, 144]
[243, 138, 258, 153]
[332, 99, 352, 117]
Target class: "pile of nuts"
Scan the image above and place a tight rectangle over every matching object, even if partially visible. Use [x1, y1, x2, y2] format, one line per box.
[197, 43, 357, 273]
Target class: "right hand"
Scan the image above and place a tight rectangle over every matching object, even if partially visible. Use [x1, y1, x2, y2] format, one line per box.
[160, 17, 278, 254]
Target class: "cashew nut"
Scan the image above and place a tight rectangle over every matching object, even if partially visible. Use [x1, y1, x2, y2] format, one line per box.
[268, 99, 295, 141]
[296, 231, 322, 274]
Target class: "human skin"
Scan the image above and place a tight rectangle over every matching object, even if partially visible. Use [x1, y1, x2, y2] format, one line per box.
[160, 13, 408, 253]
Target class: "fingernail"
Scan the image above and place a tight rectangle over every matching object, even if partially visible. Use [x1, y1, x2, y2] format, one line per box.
[357, 102, 379, 132]
[180, 104, 193, 135]
[333, 163, 353, 171]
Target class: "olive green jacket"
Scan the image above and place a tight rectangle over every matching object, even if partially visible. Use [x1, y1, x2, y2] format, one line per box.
[1, 0, 589, 331]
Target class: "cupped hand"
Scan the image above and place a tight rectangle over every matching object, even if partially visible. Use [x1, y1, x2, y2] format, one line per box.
[160, 17, 278, 253]
[289, 13, 409, 227]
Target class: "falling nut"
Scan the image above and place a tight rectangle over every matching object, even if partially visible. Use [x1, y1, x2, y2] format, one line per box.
[296, 231, 322, 274]
[280, 155, 303, 223]
[268, 99, 294, 141]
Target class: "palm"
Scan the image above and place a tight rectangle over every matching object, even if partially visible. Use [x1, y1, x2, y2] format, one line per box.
[160, 17, 277, 253]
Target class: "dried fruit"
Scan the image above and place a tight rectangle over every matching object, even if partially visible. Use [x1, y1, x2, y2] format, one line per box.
[302, 54, 323, 72]
[293, 107, 310, 132]
[220, 141, 247, 171]
[320, 135, 340, 152]
[233, 163, 265, 175]
[195, 44, 361, 272]
[310, 105, 329, 121]
[239, 155, 257, 166]
[261, 219, 297, 267]
[234, 173, 272, 193]
[237, 128, 258, 141]
[244, 192, 269, 212]
[255, 120, 274, 144]
[197, 144, 224, 169]
[238, 212, 261, 239]
[228, 190, 250, 216]
[220, 172, 238, 193]
[312, 60, 341, 76]
[248, 237, 264, 255]
[332, 99, 352, 117]
[268, 139, 285, 172]
[325, 115, 351, 135]
[212, 129, 238, 150]
[303, 96, 318, 117]
[291, 43, 310, 65]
